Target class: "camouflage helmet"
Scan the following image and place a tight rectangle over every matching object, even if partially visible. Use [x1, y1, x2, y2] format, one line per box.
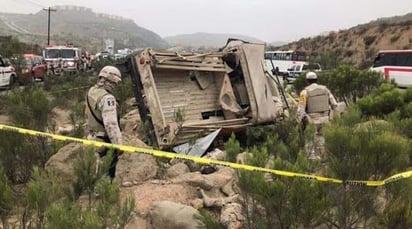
[306, 71, 317, 80]
[99, 66, 122, 84]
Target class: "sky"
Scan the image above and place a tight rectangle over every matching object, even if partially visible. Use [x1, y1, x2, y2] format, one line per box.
[1, 0, 411, 42]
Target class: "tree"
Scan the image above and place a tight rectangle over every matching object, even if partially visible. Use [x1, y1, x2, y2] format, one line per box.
[0, 37, 24, 58]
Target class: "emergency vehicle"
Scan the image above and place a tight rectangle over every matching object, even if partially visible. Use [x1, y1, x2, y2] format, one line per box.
[0, 55, 18, 89]
[42, 44, 82, 75]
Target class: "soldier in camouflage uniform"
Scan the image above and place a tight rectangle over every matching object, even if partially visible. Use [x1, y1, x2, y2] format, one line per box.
[85, 65, 122, 179]
[296, 72, 338, 160]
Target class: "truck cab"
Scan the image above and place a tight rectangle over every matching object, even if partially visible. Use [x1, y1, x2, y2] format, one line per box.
[43, 45, 82, 75]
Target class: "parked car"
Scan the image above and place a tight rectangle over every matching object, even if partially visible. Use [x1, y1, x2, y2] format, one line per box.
[0, 55, 18, 89]
[19, 54, 48, 82]
[286, 63, 322, 83]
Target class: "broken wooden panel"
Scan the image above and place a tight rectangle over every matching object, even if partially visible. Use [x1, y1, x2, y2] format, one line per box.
[153, 69, 222, 123]
[238, 43, 279, 123]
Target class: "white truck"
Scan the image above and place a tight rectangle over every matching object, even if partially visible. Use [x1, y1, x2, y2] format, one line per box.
[43, 45, 83, 75]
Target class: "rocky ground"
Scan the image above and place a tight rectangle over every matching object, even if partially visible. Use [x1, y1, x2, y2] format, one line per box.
[46, 99, 245, 229]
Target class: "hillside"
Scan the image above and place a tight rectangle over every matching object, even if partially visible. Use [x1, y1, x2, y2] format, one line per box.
[275, 12, 412, 69]
[0, 6, 169, 53]
[164, 32, 266, 48]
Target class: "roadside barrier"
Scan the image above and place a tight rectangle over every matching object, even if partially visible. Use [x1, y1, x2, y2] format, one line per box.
[0, 123, 411, 187]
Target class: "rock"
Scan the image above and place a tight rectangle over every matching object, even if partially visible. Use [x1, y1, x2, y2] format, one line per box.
[45, 142, 83, 184]
[122, 181, 134, 187]
[116, 153, 158, 185]
[132, 183, 198, 215]
[121, 109, 146, 141]
[204, 148, 226, 161]
[198, 188, 239, 207]
[221, 178, 237, 196]
[45, 136, 157, 186]
[149, 201, 203, 229]
[221, 203, 245, 229]
[166, 163, 190, 178]
[55, 124, 74, 135]
[191, 198, 204, 209]
[171, 167, 236, 191]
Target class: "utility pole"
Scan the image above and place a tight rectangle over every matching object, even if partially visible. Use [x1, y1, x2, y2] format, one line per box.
[43, 7, 57, 46]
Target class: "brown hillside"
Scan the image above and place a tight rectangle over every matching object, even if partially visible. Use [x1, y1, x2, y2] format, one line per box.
[277, 15, 412, 69]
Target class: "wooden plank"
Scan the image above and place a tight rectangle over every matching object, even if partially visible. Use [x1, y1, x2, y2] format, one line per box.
[159, 60, 224, 68]
[155, 64, 227, 72]
[183, 118, 249, 126]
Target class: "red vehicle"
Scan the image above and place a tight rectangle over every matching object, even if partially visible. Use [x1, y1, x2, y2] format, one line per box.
[21, 54, 48, 82]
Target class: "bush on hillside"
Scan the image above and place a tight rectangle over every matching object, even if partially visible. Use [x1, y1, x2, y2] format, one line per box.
[357, 83, 406, 117]
[293, 65, 383, 105]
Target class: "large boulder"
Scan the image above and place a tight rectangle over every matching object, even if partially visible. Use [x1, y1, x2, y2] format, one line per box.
[116, 152, 158, 186]
[149, 201, 203, 229]
[45, 142, 82, 184]
[131, 183, 198, 215]
[45, 133, 158, 186]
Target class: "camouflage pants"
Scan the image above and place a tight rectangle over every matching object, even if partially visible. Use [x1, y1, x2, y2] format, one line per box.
[305, 116, 329, 160]
[87, 133, 119, 179]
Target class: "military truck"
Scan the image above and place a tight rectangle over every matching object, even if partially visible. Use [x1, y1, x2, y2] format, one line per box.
[127, 39, 286, 150]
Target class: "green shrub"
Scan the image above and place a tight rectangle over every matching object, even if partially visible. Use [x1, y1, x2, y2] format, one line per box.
[357, 83, 405, 117]
[25, 167, 64, 228]
[345, 50, 354, 57]
[0, 166, 13, 228]
[390, 35, 401, 43]
[0, 133, 43, 183]
[363, 35, 377, 47]
[224, 133, 242, 163]
[5, 87, 52, 130]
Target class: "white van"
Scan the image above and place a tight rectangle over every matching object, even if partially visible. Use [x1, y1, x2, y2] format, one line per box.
[0, 55, 17, 89]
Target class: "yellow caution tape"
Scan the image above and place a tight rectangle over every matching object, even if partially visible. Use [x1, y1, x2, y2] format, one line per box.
[0, 123, 411, 186]
[287, 93, 299, 105]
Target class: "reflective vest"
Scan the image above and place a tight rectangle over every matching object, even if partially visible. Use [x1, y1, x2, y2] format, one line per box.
[306, 85, 330, 113]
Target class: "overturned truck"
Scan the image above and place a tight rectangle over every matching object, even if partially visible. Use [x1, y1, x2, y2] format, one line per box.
[128, 39, 286, 150]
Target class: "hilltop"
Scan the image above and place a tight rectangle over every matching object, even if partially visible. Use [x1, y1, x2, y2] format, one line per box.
[0, 5, 169, 53]
[275, 12, 412, 69]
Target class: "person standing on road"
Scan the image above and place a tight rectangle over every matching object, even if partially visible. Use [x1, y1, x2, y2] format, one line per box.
[296, 71, 338, 160]
[85, 65, 123, 180]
